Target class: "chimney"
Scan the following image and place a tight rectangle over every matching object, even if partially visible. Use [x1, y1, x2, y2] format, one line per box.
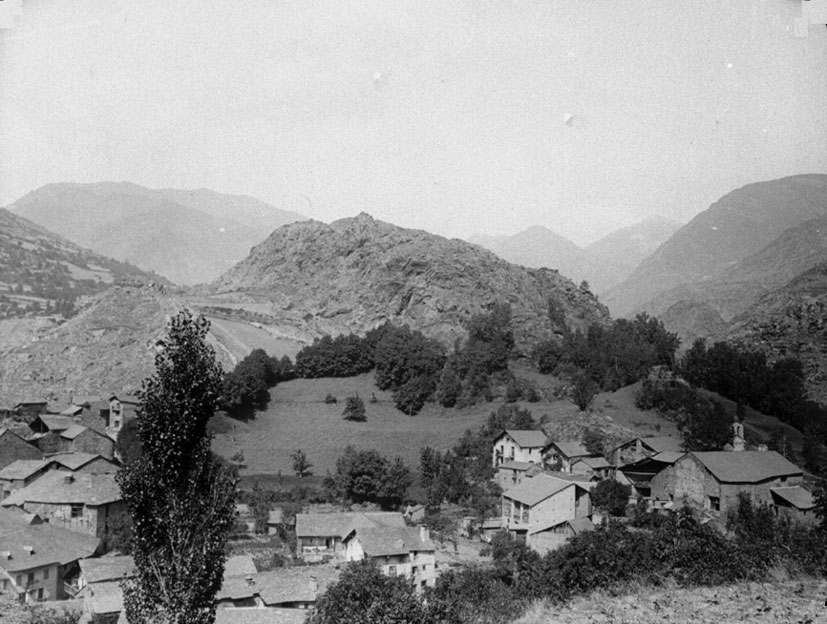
[309, 575, 318, 594]
[64, 475, 75, 484]
[245, 575, 255, 587]
[419, 525, 429, 543]
[1, 551, 11, 560]
[23, 546, 35, 556]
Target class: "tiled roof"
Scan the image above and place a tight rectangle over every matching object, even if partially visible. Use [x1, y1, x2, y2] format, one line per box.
[690, 451, 802, 483]
[503, 430, 548, 448]
[257, 564, 339, 605]
[1, 470, 122, 507]
[80, 555, 135, 584]
[498, 460, 535, 471]
[295, 511, 405, 538]
[0, 508, 100, 572]
[0, 459, 50, 481]
[60, 424, 88, 440]
[549, 441, 591, 459]
[503, 474, 577, 506]
[214, 608, 307, 624]
[771, 486, 815, 510]
[347, 526, 435, 556]
[224, 554, 257, 578]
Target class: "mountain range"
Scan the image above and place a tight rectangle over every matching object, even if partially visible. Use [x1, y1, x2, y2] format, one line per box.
[469, 216, 682, 294]
[8, 182, 304, 286]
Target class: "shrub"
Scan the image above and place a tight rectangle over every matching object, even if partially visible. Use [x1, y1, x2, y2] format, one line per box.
[591, 479, 631, 516]
[324, 393, 337, 404]
[343, 394, 366, 421]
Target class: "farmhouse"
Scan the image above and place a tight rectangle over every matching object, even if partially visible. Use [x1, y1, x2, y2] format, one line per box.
[0, 428, 43, 471]
[57, 425, 115, 460]
[0, 470, 127, 547]
[542, 440, 595, 473]
[501, 474, 592, 547]
[617, 452, 683, 501]
[610, 436, 684, 466]
[652, 451, 804, 517]
[492, 430, 548, 466]
[295, 511, 405, 561]
[496, 460, 545, 490]
[570, 456, 613, 480]
[342, 524, 437, 590]
[0, 507, 101, 603]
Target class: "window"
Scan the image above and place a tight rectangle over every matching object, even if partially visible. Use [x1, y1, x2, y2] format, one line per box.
[43, 568, 49, 580]
[70, 504, 83, 518]
[388, 565, 397, 576]
[16, 575, 22, 587]
[37, 588, 44, 601]
[412, 566, 418, 576]
[27, 572, 34, 585]
[709, 496, 720, 512]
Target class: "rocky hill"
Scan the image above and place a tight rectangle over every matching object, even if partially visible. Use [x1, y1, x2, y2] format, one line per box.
[0, 207, 165, 320]
[727, 262, 827, 404]
[469, 217, 681, 294]
[198, 213, 611, 354]
[9, 182, 304, 286]
[604, 174, 827, 319]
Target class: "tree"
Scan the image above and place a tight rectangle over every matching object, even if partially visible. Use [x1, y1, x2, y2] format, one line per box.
[115, 417, 143, 465]
[342, 394, 366, 422]
[583, 429, 607, 456]
[571, 371, 598, 411]
[309, 559, 427, 624]
[291, 449, 313, 478]
[116, 311, 237, 624]
[591, 479, 631, 516]
[678, 395, 731, 451]
[332, 446, 412, 509]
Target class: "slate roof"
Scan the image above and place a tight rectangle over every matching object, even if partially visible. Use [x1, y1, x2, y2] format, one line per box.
[573, 456, 612, 469]
[0, 459, 50, 481]
[79, 555, 136, 584]
[60, 406, 84, 417]
[214, 608, 307, 624]
[46, 452, 117, 472]
[503, 474, 580, 507]
[499, 460, 535, 471]
[771, 486, 815, 510]
[37, 416, 76, 432]
[295, 511, 405, 538]
[549, 440, 591, 459]
[567, 517, 596, 534]
[87, 580, 124, 614]
[257, 565, 340, 605]
[641, 436, 684, 453]
[1, 470, 122, 507]
[60, 424, 88, 440]
[503, 430, 548, 448]
[0, 508, 100, 572]
[224, 554, 257, 577]
[346, 526, 435, 556]
[109, 395, 140, 405]
[690, 451, 802, 483]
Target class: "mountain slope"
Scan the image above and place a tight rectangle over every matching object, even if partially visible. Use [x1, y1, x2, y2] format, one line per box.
[0, 207, 165, 319]
[10, 182, 304, 286]
[199, 213, 611, 353]
[604, 175, 827, 318]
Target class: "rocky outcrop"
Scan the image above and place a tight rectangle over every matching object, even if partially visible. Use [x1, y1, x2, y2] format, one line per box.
[199, 213, 611, 354]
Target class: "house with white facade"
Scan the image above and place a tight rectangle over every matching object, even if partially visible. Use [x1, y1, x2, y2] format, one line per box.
[492, 430, 548, 467]
[342, 525, 437, 591]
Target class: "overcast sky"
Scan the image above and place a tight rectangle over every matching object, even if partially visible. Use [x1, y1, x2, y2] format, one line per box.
[1, 0, 826, 244]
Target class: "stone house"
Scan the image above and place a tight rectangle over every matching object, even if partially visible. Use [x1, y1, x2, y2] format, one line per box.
[342, 525, 437, 591]
[108, 395, 139, 433]
[496, 460, 545, 490]
[617, 452, 683, 501]
[0, 460, 52, 500]
[651, 451, 804, 517]
[770, 486, 817, 525]
[294, 511, 405, 561]
[46, 452, 119, 475]
[12, 401, 48, 421]
[570, 456, 613, 480]
[609, 436, 684, 467]
[0, 507, 101, 603]
[501, 474, 592, 543]
[76, 554, 135, 622]
[57, 425, 115, 460]
[0, 428, 43, 471]
[492, 430, 548, 467]
[0, 470, 127, 549]
[542, 441, 595, 473]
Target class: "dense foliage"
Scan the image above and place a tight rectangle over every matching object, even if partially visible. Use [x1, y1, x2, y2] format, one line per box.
[325, 446, 413, 509]
[342, 394, 366, 421]
[294, 333, 374, 378]
[116, 311, 237, 624]
[221, 348, 293, 417]
[591, 479, 631, 516]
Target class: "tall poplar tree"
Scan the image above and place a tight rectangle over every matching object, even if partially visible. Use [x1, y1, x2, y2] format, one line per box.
[116, 311, 237, 624]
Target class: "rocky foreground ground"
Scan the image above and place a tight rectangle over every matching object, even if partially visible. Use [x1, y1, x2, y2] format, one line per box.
[514, 579, 827, 624]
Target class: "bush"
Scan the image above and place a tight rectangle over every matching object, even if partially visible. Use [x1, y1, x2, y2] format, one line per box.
[591, 479, 630, 516]
[343, 394, 366, 421]
[324, 393, 337, 404]
[295, 333, 375, 378]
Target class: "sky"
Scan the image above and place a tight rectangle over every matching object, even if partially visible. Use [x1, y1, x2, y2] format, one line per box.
[1, 0, 826, 245]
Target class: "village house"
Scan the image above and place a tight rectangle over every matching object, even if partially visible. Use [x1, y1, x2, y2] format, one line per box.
[0, 508, 101, 603]
[0, 460, 52, 500]
[0, 428, 43, 471]
[294, 511, 406, 561]
[496, 460, 545, 490]
[12, 401, 48, 421]
[492, 430, 548, 467]
[542, 440, 596, 473]
[770, 485, 817, 524]
[0, 470, 127, 548]
[56, 426, 115, 460]
[651, 450, 804, 518]
[617, 452, 683, 502]
[609, 436, 684, 467]
[108, 395, 139, 433]
[501, 473, 593, 551]
[29, 415, 76, 436]
[46, 453, 119, 475]
[342, 525, 437, 590]
[76, 554, 135, 623]
[570, 456, 614, 480]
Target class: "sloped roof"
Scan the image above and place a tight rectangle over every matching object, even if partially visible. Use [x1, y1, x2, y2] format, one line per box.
[224, 554, 257, 578]
[641, 436, 684, 453]
[80, 555, 135, 584]
[771, 486, 815, 510]
[60, 406, 85, 417]
[498, 460, 535, 471]
[548, 440, 591, 459]
[88, 580, 124, 615]
[567, 517, 596, 534]
[503, 474, 578, 506]
[217, 575, 258, 601]
[346, 526, 435, 556]
[60, 424, 88, 440]
[503, 430, 548, 448]
[267, 508, 285, 525]
[690, 451, 802, 483]
[214, 608, 307, 624]
[295, 511, 405, 538]
[0, 508, 100, 572]
[1, 470, 122, 507]
[46, 452, 117, 472]
[109, 395, 140, 405]
[542, 470, 601, 484]
[257, 564, 339, 606]
[574, 456, 612, 469]
[0, 459, 50, 481]
[36, 415, 76, 432]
